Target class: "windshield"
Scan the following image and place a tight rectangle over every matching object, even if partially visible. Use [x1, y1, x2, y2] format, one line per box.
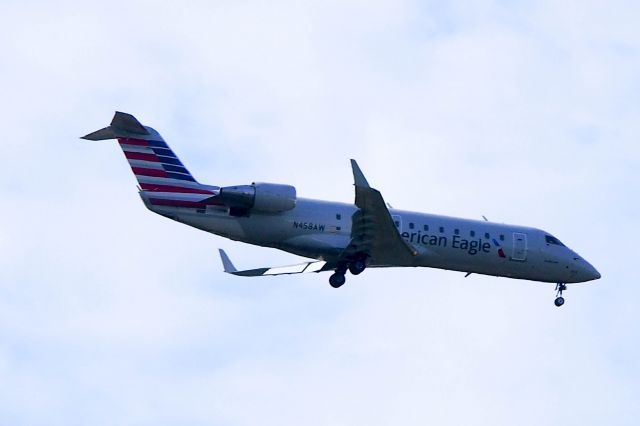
[545, 235, 565, 246]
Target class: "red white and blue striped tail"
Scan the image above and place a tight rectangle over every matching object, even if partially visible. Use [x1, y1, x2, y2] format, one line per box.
[82, 112, 219, 208]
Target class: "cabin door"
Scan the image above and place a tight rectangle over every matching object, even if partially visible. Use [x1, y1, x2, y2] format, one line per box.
[512, 233, 527, 261]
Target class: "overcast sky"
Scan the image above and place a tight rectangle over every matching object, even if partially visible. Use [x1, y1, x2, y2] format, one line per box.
[1, 1, 639, 425]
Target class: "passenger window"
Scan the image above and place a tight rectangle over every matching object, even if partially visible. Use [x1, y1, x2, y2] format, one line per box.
[394, 221, 400, 228]
[485, 232, 490, 239]
[470, 230, 475, 237]
[500, 234, 505, 241]
[409, 222, 415, 230]
[439, 226, 444, 233]
[454, 229, 459, 235]
[336, 213, 341, 220]
[423, 224, 429, 231]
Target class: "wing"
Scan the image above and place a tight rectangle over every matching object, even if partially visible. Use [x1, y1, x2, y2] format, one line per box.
[218, 249, 332, 277]
[338, 160, 418, 266]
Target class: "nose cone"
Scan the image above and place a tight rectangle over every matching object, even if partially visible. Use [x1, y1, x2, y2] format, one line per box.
[588, 264, 601, 281]
[568, 252, 601, 282]
[581, 260, 601, 281]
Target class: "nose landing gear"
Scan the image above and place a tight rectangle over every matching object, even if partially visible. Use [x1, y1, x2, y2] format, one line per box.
[554, 283, 567, 307]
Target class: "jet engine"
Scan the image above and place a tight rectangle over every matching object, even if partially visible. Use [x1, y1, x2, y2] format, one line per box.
[217, 182, 296, 214]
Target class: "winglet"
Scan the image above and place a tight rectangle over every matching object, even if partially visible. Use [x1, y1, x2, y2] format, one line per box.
[350, 159, 370, 188]
[218, 249, 238, 273]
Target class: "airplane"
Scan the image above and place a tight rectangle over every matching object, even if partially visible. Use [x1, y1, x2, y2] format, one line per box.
[82, 112, 601, 307]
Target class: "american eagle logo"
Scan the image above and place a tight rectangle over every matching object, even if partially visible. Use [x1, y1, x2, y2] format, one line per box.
[493, 238, 506, 258]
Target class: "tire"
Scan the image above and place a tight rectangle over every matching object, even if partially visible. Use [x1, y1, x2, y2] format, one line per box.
[329, 273, 346, 288]
[348, 260, 366, 276]
[554, 296, 565, 307]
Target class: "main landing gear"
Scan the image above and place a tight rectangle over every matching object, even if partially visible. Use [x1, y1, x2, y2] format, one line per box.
[348, 259, 366, 276]
[329, 258, 367, 288]
[554, 283, 567, 307]
[329, 271, 346, 288]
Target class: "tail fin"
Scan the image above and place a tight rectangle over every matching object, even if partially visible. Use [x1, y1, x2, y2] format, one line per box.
[82, 112, 213, 195]
[82, 112, 218, 209]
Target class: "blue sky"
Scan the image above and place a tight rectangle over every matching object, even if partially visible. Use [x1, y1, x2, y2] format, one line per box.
[1, 1, 639, 425]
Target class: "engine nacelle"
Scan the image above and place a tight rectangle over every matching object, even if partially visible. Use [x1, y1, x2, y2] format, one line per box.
[218, 182, 296, 213]
[253, 182, 297, 212]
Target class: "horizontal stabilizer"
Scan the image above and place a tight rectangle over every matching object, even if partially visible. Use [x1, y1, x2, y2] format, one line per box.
[110, 111, 149, 135]
[81, 111, 156, 141]
[218, 249, 329, 277]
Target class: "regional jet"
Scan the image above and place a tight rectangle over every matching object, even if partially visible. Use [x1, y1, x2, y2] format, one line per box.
[83, 112, 600, 306]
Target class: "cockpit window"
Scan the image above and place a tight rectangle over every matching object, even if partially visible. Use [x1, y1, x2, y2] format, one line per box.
[545, 235, 565, 246]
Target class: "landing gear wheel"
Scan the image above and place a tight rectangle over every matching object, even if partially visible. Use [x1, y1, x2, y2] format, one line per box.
[554, 283, 567, 307]
[348, 259, 366, 276]
[329, 273, 346, 288]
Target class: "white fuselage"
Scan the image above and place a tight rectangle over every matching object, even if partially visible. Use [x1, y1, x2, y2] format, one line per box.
[142, 194, 599, 284]
[81, 110, 600, 304]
